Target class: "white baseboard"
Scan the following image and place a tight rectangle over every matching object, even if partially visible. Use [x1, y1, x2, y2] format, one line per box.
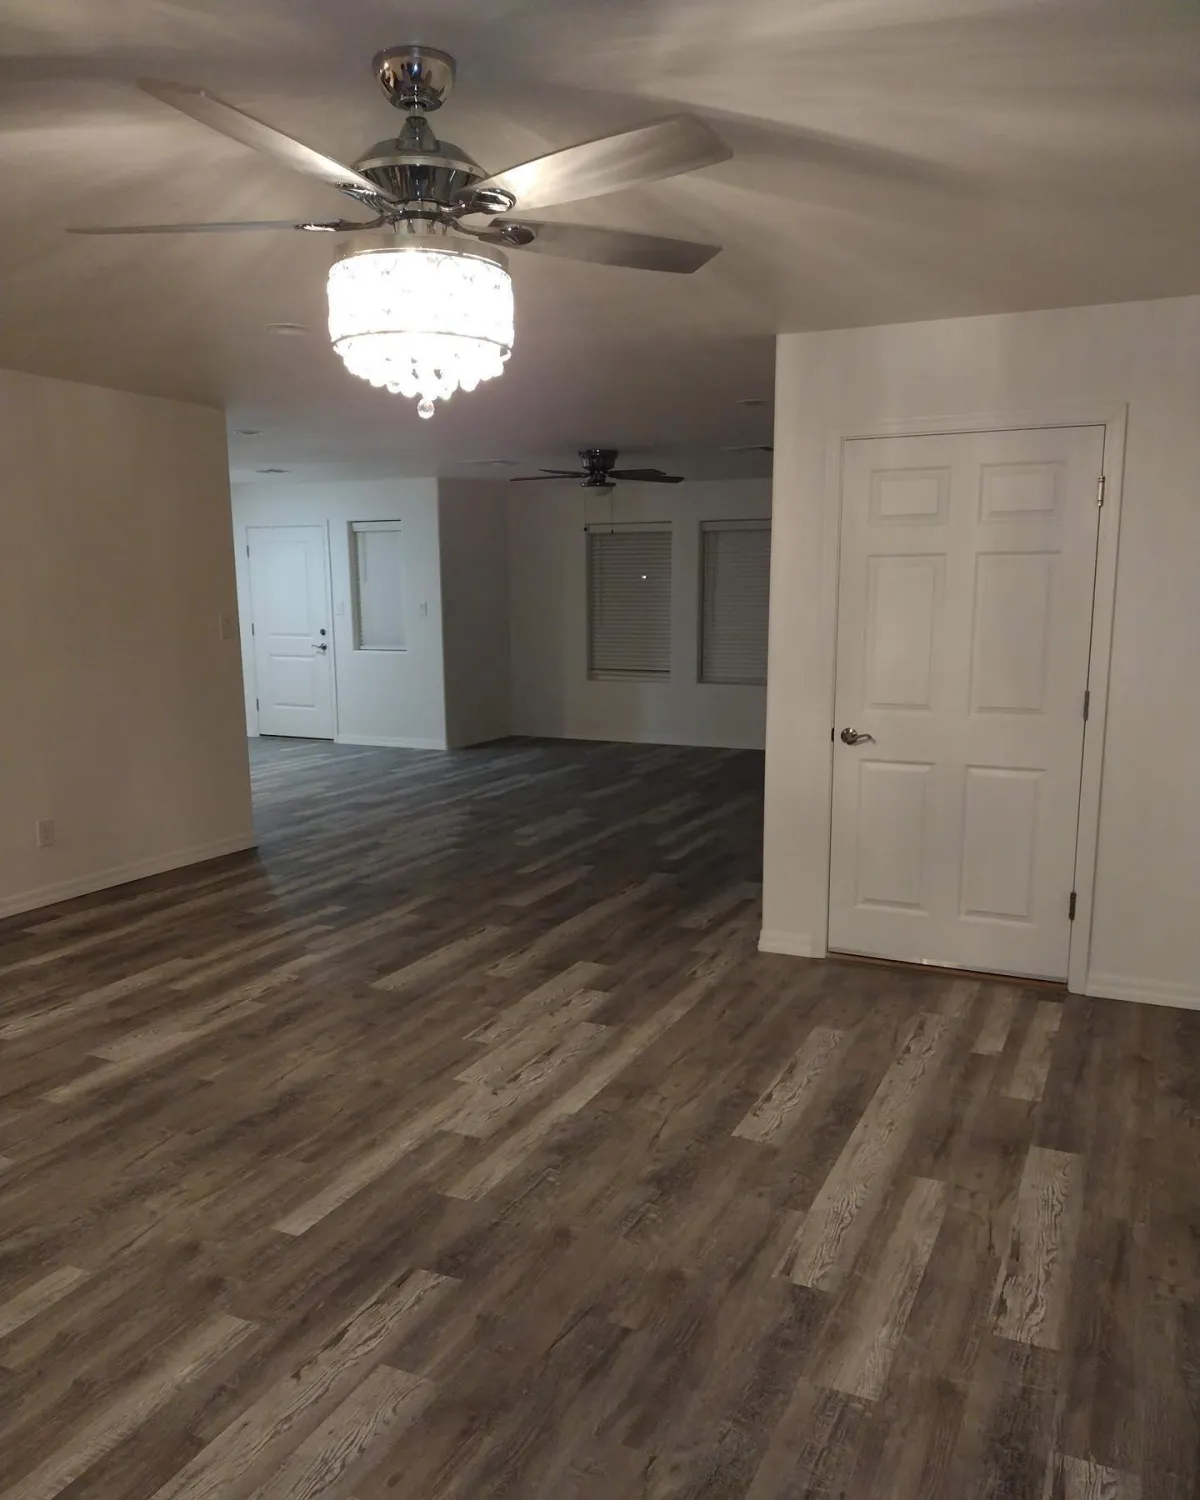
[758, 929, 817, 958]
[1085, 972, 1200, 1012]
[511, 726, 767, 752]
[0, 835, 258, 921]
[335, 733, 447, 751]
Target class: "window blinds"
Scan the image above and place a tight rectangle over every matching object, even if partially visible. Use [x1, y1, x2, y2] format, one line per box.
[700, 523, 771, 684]
[587, 526, 672, 677]
[351, 521, 407, 651]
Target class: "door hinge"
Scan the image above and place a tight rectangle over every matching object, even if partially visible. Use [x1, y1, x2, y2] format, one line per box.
[1082, 689, 1090, 722]
[246, 542, 250, 557]
[1097, 474, 1106, 508]
[255, 697, 260, 710]
[1068, 891, 1077, 921]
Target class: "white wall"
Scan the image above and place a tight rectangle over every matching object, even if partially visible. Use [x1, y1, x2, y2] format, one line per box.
[764, 295, 1200, 1007]
[231, 479, 448, 750]
[0, 368, 253, 919]
[438, 481, 511, 748]
[509, 479, 773, 750]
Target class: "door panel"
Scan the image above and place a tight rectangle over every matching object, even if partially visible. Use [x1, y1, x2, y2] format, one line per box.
[247, 526, 334, 739]
[829, 426, 1104, 980]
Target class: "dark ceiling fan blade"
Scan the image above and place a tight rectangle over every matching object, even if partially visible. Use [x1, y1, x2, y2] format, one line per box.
[509, 471, 587, 482]
[609, 469, 685, 483]
[469, 115, 730, 212]
[487, 219, 719, 274]
[137, 78, 397, 205]
[66, 218, 366, 235]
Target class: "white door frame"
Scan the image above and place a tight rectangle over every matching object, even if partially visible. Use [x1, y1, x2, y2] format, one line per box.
[241, 520, 340, 739]
[809, 404, 1127, 995]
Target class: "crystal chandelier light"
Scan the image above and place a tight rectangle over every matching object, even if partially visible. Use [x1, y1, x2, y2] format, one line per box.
[327, 236, 514, 418]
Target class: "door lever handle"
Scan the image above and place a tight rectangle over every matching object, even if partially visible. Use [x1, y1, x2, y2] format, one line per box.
[840, 727, 874, 745]
[315, 642, 328, 653]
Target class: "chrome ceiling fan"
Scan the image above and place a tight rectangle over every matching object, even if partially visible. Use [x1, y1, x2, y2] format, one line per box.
[68, 45, 731, 415]
[512, 448, 684, 488]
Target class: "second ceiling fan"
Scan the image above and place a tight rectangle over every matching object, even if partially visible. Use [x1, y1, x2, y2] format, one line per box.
[512, 449, 684, 488]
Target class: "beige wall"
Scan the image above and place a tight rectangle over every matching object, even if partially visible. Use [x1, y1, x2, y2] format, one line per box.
[438, 481, 512, 749]
[765, 296, 1200, 1008]
[508, 478, 773, 750]
[1, 368, 253, 918]
[231, 479, 448, 750]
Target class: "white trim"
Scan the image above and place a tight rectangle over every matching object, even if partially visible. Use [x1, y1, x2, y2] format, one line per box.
[812, 404, 1127, 994]
[759, 928, 816, 957]
[0, 836, 257, 920]
[1086, 974, 1200, 1012]
[513, 728, 767, 751]
[334, 733, 446, 751]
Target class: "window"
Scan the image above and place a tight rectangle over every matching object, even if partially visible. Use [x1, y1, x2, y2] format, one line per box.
[587, 525, 672, 678]
[351, 521, 407, 651]
[700, 522, 771, 684]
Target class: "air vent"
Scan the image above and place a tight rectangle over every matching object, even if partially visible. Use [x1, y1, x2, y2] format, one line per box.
[725, 444, 774, 454]
[736, 397, 771, 408]
[255, 467, 291, 474]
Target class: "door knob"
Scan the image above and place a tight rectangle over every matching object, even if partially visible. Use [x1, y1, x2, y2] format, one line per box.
[840, 727, 874, 745]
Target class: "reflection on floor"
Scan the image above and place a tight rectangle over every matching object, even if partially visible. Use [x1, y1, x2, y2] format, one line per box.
[0, 737, 1194, 1500]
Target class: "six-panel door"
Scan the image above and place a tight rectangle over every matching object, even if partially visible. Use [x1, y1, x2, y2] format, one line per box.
[828, 426, 1105, 979]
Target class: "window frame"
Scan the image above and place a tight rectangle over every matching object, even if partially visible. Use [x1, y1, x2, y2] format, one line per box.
[585, 522, 674, 682]
[349, 519, 408, 653]
[697, 519, 772, 687]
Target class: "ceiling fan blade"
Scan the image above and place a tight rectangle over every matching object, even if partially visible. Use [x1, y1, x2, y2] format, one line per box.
[470, 115, 730, 212]
[489, 219, 719, 274]
[510, 471, 586, 482]
[609, 470, 685, 483]
[66, 219, 359, 235]
[137, 78, 397, 205]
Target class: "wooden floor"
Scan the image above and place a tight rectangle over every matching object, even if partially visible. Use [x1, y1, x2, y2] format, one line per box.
[0, 738, 1197, 1500]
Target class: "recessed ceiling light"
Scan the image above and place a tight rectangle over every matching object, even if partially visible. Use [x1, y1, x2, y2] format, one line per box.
[255, 466, 291, 474]
[235, 427, 263, 437]
[265, 322, 308, 336]
[462, 458, 521, 467]
[737, 397, 771, 408]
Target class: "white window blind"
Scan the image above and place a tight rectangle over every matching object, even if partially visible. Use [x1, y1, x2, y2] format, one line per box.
[587, 526, 672, 678]
[351, 521, 407, 651]
[700, 522, 771, 685]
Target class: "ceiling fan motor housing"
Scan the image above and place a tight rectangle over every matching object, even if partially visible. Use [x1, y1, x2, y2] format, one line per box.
[355, 116, 486, 209]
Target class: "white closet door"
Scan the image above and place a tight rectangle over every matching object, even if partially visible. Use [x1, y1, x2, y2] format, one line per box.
[828, 425, 1105, 980]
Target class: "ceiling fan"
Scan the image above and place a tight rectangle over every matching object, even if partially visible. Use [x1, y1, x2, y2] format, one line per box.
[512, 449, 684, 489]
[68, 45, 731, 415]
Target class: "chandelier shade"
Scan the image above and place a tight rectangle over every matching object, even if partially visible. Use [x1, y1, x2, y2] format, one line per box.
[327, 238, 514, 417]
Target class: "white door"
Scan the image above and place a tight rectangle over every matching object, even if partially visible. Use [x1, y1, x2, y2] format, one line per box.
[828, 425, 1105, 980]
[247, 525, 335, 739]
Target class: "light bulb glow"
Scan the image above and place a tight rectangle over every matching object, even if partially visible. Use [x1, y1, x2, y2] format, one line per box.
[327, 242, 514, 414]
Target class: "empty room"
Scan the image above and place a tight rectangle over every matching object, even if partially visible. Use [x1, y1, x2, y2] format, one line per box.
[1, 3, 1198, 1498]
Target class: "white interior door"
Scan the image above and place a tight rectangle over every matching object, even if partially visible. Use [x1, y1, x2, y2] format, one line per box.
[247, 525, 335, 739]
[829, 425, 1105, 980]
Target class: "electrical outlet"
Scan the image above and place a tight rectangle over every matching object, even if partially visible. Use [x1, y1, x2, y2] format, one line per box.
[218, 613, 236, 640]
[35, 818, 55, 848]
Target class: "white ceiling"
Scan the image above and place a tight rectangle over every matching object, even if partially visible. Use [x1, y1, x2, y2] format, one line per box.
[1, 0, 1197, 483]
